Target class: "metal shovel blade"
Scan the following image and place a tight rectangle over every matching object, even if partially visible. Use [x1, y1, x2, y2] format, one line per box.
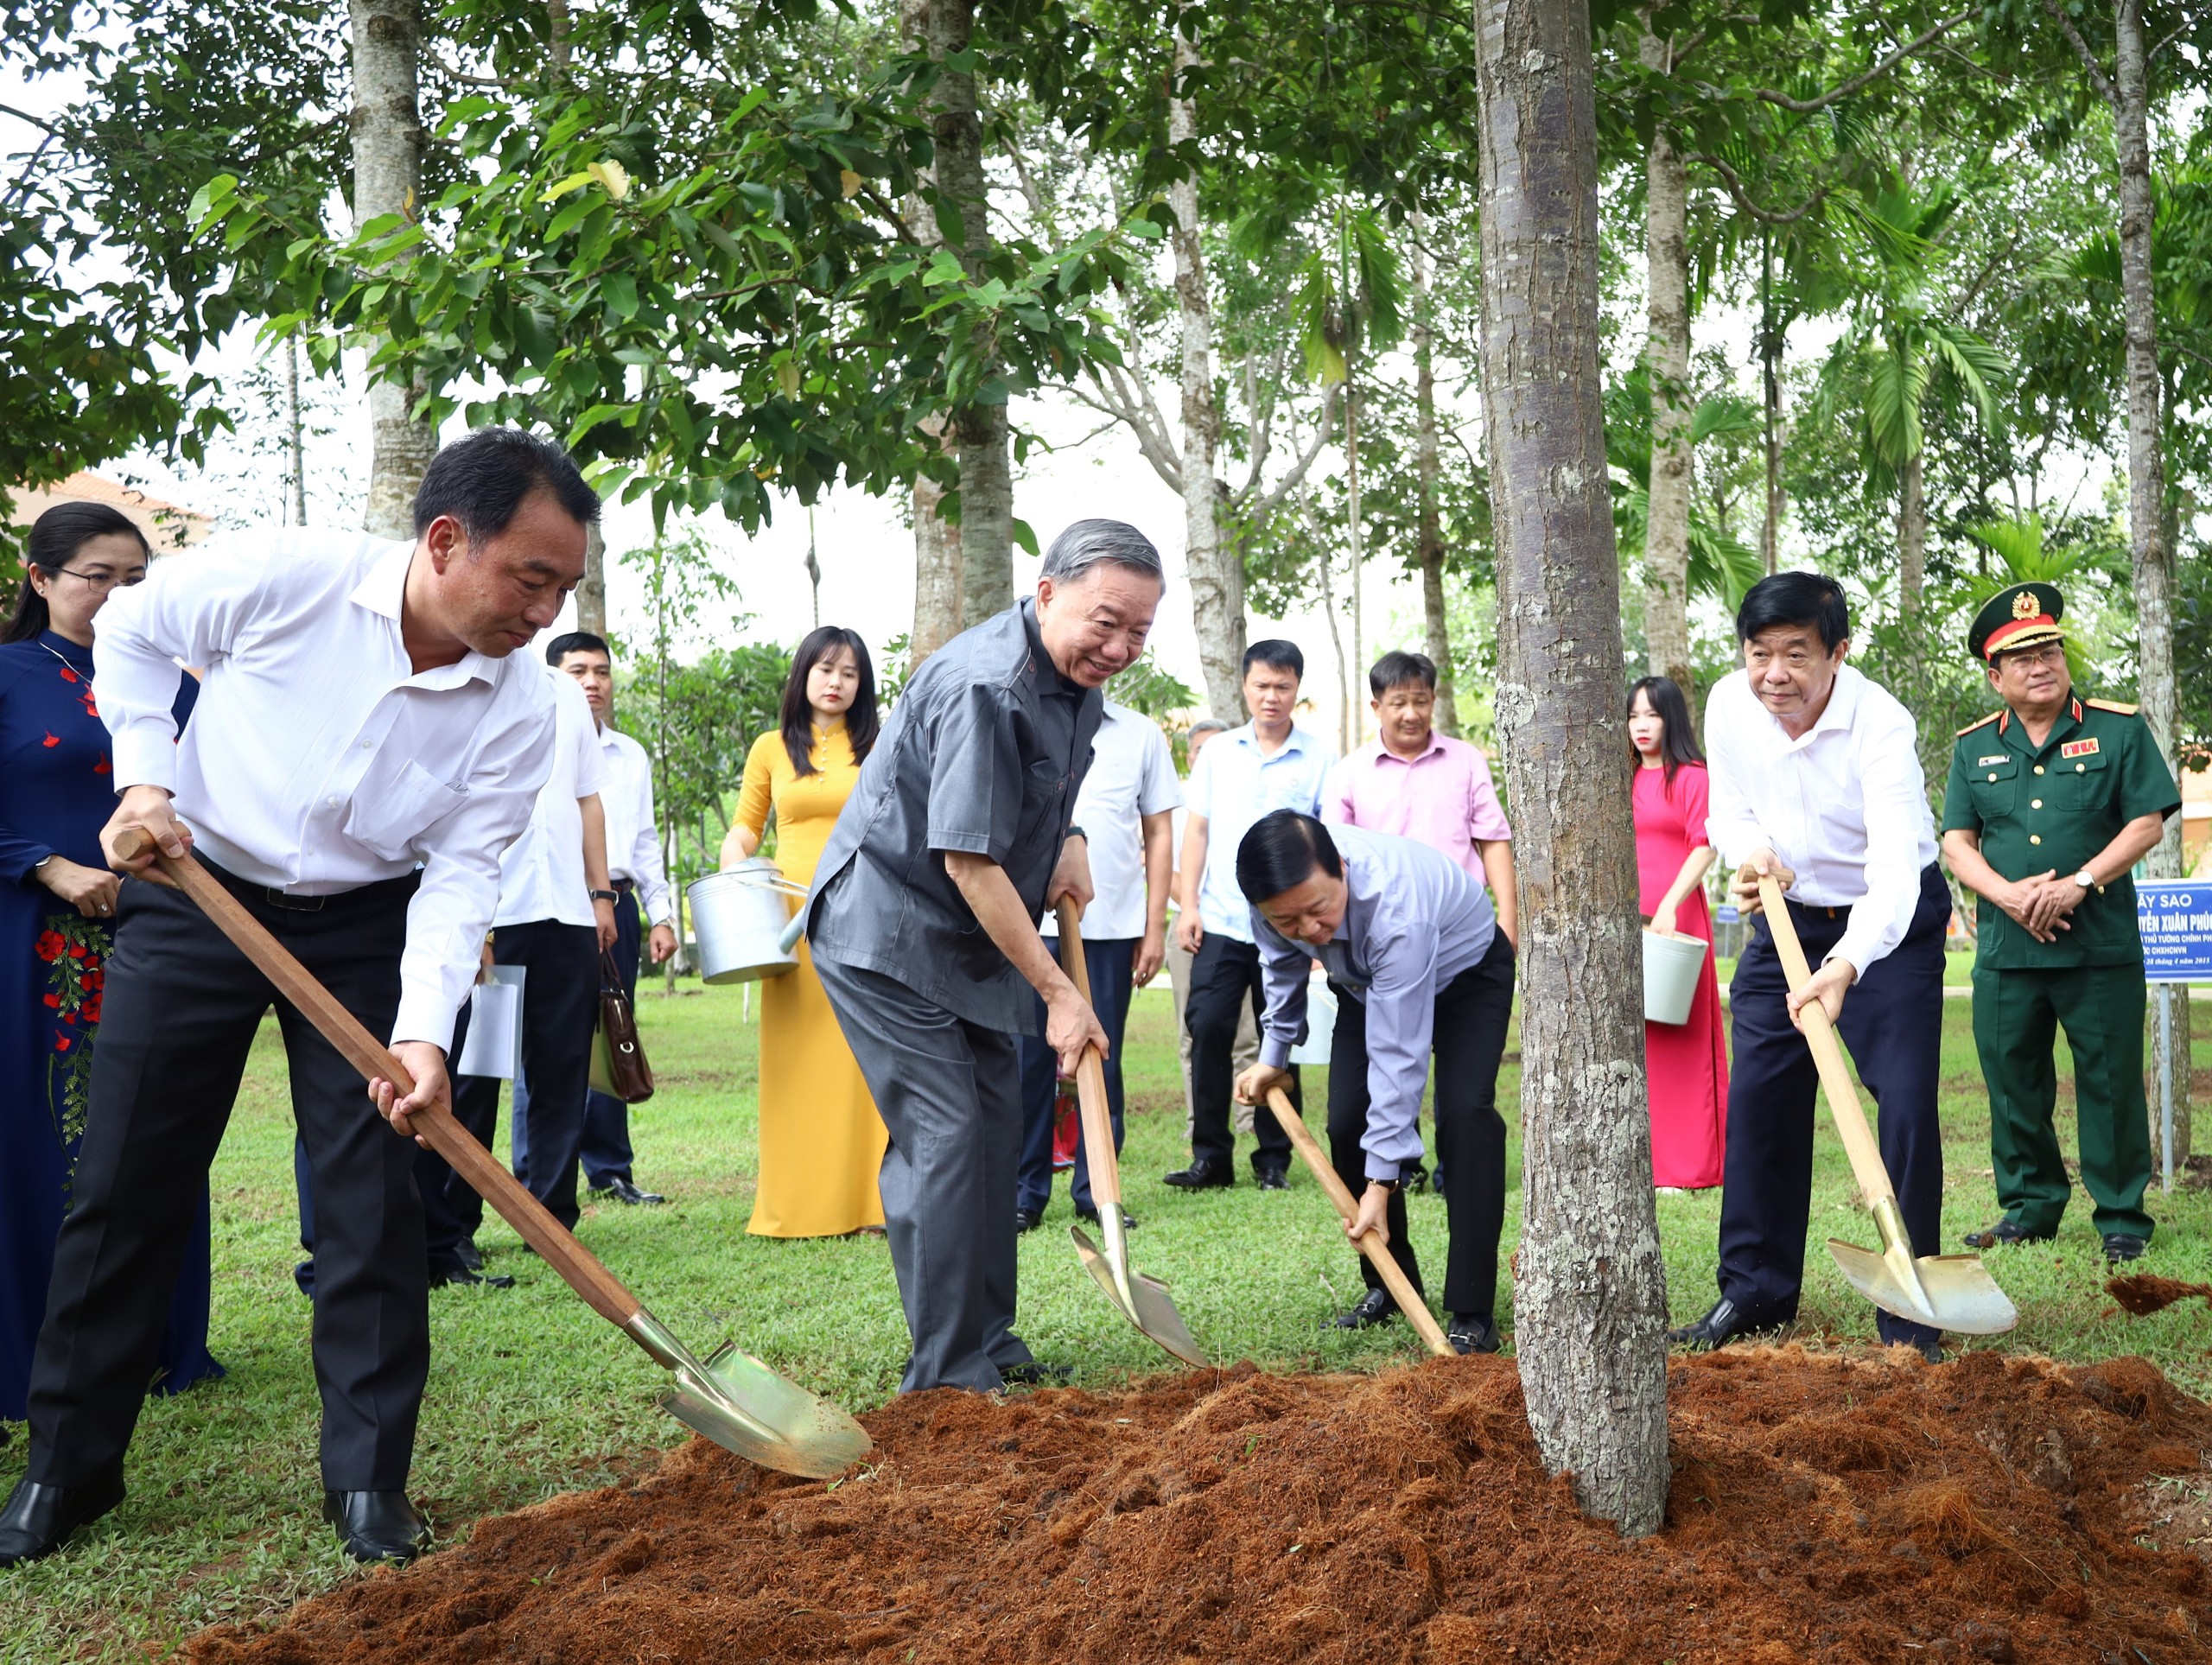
[632, 1313, 873, 1478]
[1070, 1223, 1209, 1368]
[1825, 1199, 2019, 1338]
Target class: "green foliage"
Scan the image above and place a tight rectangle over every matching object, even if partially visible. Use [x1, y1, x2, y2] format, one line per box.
[1605, 366, 1765, 607]
[1106, 651, 1198, 769]
[194, 2, 1148, 534]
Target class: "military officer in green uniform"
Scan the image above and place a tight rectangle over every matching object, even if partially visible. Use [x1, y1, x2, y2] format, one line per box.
[1940, 581, 2181, 1263]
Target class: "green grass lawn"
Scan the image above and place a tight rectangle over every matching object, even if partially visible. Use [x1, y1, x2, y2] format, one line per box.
[3, 982, 2209, 1660]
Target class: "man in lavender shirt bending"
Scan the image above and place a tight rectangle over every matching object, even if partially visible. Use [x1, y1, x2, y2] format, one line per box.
[1230, 811, 1513, 1354]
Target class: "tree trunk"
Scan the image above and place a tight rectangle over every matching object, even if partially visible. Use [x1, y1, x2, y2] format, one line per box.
[1344, 374, 1364, 731]
[577, 520, 607, 637]
[911, 418, 963, 663]
[285, 337, 307, 526]
[2113, 0, 2177, 877]
[350, 0, 436, 539]
[1169, 12, 1244, 723]
[1639, 22, 1694, 691]
[1897, 448, 1928, 615]
[906, 0, 1011, 628]
[1472, 0, 1669, 1539]
[1410, 222, 1459, 737]
[1759, 233, 1784, 575]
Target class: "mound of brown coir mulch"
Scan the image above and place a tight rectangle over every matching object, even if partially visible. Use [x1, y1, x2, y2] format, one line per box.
[186, 1347, 2212, 1665]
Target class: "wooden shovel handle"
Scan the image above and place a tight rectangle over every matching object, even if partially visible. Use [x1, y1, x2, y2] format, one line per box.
[1265, 1088, 1452, 1358]
[1755, 873, 1897, 1208]
[1053, 899, 1122, 1212]
[113, 829, 644, 1328]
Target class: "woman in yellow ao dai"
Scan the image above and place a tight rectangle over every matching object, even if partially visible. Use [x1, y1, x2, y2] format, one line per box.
[722, 627, 888, 1236]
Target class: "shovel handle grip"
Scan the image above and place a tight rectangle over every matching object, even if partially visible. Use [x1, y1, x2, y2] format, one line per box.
[113, 828, 645, 1329]
[1054, 899, 1122, 1212]
[1756, 874, 1897, 1208]
[1265, 1089, 1452, 1357]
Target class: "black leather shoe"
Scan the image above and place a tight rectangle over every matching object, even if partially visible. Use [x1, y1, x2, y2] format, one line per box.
[0, 1475, 125, 1567]
[1332, 1287, 1397, 1330]
[998, 1360, 1072, 1388]
[454, 1238, 486, 1272]
[429, 1263, 515, 1290]
[1074, 1205, 1137, 1231]
[322, 1490, 430, 1564]
[1163, 1161, 1232, 1190]
[2102, 1232, 2149, 1263]
[1014, 1206, 1044, 1234]
[1961, 1219, 2054, 1249]
[1447, 1312, 1500, 1355]
[1665, 1297, 1773, 1350]
[1911, 1338, 1945, 1364]
[592, 1176, 667, 1206]
[1254, 1166, 1290, 1192]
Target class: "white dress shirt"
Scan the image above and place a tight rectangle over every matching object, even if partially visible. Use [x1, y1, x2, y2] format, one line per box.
[1184, 721, 1334, 941]
[491, 669, 607, 930]
[597, 721, 673, 926]
[94, 530, 557, 1052]
[1040, 698, 1181, 942]
[1704, 664, 1939, 976]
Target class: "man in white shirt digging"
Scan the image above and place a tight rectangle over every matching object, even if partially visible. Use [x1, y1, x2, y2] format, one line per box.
[0, 428, 594, 1570]
[1669, 571, 1951, 1363]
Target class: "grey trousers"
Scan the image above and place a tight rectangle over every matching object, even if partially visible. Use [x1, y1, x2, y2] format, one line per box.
[813, 956, 1036, 1393]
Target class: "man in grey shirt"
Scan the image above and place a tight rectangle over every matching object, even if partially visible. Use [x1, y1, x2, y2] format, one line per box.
[1230, 811, 1516, 1355]
[806, 521, 1165, 1393]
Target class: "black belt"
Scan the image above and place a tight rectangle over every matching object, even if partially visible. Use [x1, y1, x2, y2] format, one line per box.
[198, 857, 421, 914]
[613, 877, 636, 893]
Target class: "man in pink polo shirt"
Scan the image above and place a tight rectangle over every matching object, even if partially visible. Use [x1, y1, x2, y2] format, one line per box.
[1319, 650, 1519, 1328]
[1326, 651, 1518, 937]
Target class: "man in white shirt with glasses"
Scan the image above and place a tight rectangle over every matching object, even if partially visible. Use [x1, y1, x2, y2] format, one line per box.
[1669, 571, 1951, 1363]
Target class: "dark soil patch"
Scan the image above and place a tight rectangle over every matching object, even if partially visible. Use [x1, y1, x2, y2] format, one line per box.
[2111, 1274, 2212, 1317]
[183, 1348, 2212, 1664]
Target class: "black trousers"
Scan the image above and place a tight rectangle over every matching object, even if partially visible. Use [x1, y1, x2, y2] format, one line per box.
[440, 918, 600, 1234]
[579, 887, 642, 1187]
[1014, 936, 1135, 1214]
[1716, 862, 1950, 1348]
[1185, 934, 1301, 1172]
[29, 864, 428, 1491]
[1327, 931, 1516, 1319]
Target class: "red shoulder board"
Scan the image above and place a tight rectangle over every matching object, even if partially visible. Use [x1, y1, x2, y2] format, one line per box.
[2060, 737, 2100, 759]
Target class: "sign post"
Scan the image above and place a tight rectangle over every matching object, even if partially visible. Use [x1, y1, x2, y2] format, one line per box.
[2136, 880, 2212, 1193]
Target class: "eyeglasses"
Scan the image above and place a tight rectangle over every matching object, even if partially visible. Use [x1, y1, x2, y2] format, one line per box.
[48, 567, 147, 593]
[1999, 643, 2068, 669]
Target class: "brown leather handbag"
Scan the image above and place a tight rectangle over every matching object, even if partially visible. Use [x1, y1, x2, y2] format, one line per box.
[589, 950, 655, 1103]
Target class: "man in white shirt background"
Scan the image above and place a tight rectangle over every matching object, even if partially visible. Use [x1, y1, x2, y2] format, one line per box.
[545, 631, 677, 1208]
[0, 429, 594, 1570]
[437, 653, 619, 1255]
[1166, 640, 1334, 1192]
[1167, 719, 1258, 1139]
[1669, 571, 1953, 1363]
[1014, 695, 1179, 1232]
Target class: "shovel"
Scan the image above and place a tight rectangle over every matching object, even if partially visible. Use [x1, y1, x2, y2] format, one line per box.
[1758, 872, 2017, 1337]
[1053, 899, 1208, 1367]
[115, 829, 874, 1478]
[1262, 1087, 1453, 1357]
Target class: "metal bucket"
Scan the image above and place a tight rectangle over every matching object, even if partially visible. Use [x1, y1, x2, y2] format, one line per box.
[689, 861, 810, 984]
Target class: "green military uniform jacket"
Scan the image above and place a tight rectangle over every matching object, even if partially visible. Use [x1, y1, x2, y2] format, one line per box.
[1940, 694, 2182, 969]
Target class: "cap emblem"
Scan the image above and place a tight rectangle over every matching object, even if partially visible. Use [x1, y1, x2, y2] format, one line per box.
[2012, 590, 2038, 620]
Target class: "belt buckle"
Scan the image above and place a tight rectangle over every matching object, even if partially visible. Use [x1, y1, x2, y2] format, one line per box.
[263, 887, 326, 913]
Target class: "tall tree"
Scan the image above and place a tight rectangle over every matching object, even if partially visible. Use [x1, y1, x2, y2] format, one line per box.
[1165, 6, 1243, 720]
[350, 0, 436, 537]
[1473, 0, 1667, 1536]
[1638, 15, 1694, 693]
[1408, 216, 1459, 736]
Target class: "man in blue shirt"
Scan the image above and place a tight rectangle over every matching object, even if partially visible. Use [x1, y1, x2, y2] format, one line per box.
[1230, 812, 1513, 1353]
[1166, 641, 1333, 1190]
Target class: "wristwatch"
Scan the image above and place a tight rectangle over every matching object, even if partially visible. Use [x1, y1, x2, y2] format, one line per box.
[2073, 867, 2096, 890]
[1370, 1175, 1401, 1195]
[590, 888, 619, 903]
